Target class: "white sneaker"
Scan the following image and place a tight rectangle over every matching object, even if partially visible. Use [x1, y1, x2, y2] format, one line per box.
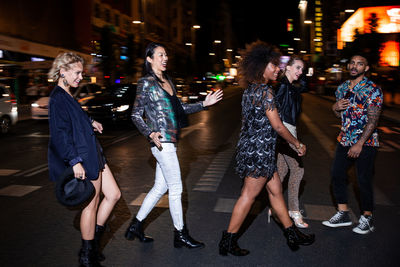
[352, 215, 374, 234]
[322, 210, 352, 227]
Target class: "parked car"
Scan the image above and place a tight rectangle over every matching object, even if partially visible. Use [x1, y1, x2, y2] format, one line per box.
[81, 84, 137, 123]
[0, 84, 18, 134]
[31, 83, 102, 119]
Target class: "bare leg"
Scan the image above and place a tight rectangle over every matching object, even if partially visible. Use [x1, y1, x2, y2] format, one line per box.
[265, 172, 293, 229]
[227, 177, 267, 233]
[81, 176, 102, 240]
[97, 164, 121, 226]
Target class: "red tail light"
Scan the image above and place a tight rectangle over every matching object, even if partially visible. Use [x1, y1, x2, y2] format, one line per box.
[10, 92, 16, 103]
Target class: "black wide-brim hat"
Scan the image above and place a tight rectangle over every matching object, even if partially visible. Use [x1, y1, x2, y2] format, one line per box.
[55, 167, 94, 207]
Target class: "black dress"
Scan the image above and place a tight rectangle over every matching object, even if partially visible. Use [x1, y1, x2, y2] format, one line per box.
[235, 83, 279, 180]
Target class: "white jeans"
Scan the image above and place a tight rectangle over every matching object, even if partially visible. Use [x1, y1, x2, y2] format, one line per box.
[136, 143, 183, 230]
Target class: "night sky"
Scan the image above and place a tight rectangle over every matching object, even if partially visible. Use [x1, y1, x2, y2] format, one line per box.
[228, 1, 300, 47]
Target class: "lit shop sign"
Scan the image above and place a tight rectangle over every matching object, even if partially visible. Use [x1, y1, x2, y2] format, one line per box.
[314, 0, 323, 53]
[338, 6, 400, 66]
[339, 6, 400, 43]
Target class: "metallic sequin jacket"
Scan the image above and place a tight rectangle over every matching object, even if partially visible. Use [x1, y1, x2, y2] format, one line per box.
[131, 75, 204, 143]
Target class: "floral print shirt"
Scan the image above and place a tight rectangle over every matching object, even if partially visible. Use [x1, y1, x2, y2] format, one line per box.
[335, 76, 383, 147]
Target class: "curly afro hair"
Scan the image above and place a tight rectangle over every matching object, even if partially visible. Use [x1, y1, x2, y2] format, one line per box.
[238, 41, 281, 88]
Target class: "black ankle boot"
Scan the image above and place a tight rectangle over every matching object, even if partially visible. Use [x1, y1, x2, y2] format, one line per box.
[174, 226, 205, 249]
[94, 225, 105, 262]
[79, 239, 101, 267]
[218, 230, 249, 256]
[125, 217, 154, 242]
[283, 224, 315, 251]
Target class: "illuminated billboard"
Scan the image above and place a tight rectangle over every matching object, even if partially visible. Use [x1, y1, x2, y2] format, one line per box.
[338, 6, 400, 66]
[339, 6, 400, 42]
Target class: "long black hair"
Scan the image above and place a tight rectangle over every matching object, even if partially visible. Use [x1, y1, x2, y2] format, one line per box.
[143, 42, 167, 84]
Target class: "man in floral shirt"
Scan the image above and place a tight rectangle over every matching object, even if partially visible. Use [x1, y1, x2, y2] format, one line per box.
[322, 55, 383, 234]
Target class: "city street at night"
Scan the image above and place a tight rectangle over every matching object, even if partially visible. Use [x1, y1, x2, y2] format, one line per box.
[1, 86, 399, 266]
[1, 0, 400, 266]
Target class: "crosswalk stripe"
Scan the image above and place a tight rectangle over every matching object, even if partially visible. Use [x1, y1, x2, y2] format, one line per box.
[24, 167, 48, 177]
[0, 185, 42, 197]
[0, 169, 20, 176]
[213, 198, 360, 223]
[193, 146, 235, 192]
[129, 193, 169, 208]
[303, 204, 358, 223]
[14, 163, 48, 176]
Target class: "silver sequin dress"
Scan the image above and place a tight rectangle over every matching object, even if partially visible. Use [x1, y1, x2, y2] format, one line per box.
[235, 83, 279, 180]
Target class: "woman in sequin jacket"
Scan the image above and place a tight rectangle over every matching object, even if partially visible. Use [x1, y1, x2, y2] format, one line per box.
[125, 42, 223, 249]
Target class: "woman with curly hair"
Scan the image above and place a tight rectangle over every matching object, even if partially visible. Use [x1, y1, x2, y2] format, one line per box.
[218, 41, 314, 256]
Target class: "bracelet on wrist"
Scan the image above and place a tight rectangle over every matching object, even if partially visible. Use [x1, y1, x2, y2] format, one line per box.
[296, 143, 303, 150]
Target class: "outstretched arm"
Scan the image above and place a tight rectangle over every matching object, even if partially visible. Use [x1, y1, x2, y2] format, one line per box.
[203, 89, 223, 107]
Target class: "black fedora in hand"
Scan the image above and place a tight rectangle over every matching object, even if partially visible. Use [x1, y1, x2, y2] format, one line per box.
[55, 167, 94, 207]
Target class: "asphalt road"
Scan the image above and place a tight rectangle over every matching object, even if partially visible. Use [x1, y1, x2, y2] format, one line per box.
[0, 87, 399, 267]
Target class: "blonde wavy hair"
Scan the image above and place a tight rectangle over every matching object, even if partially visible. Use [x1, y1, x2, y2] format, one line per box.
[48, 52, 84, 81]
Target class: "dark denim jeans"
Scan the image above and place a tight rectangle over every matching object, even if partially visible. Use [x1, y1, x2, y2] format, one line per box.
[331, 144, 377, 212]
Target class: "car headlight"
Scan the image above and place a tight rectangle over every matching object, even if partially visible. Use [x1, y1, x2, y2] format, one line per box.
[115, 105, 129, 112]
[31, 103, 39, 108]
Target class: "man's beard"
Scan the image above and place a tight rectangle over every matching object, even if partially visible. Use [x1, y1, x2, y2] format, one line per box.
[349, 69, 365, 79]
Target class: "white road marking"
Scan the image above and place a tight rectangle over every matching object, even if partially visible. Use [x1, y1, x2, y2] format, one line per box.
[129, 193, 169, 208]
[303, 204, 357, 223]
[20, 132, 50, 138]
[24, 167, 48, 177]
[180, 122, 206, 138]
[0, 185, 42, 197]
[0, 169, 20, 176]
[193, 146, 235, 192]
[14, 163, 48, 176]
[213, 199, 359, 223]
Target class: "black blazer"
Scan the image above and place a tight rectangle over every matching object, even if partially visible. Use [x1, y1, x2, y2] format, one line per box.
[48, 86, 99, 181]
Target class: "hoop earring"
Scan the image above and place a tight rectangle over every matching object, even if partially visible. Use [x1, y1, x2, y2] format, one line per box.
[63, 78, 69, 87]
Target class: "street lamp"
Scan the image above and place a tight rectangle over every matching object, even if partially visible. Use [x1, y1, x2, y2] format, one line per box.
[132, 20, 141, 24]
[214, 40, 221, 44]
[192, 25, 201, 29]
[304, 20, 312, 24]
